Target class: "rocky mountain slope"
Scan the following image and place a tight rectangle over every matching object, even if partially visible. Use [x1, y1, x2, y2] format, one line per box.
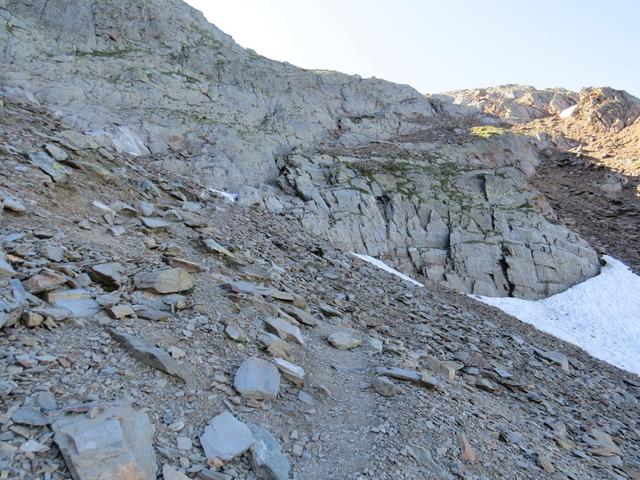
[0, 88, 638, 480]
[438, 85, 640, 271]
[0, 0, 603, 299]
[0, 1, 639, 480]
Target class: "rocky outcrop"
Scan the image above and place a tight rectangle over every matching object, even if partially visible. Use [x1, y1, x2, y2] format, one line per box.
[438, 85, 578, 124]
[0, 1, 603, 298]
[278, 142, 599, 298]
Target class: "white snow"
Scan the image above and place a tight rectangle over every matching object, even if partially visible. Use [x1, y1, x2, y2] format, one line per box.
[206, 187, 238, 202]
[559, 104, 578, 118]
[351, 253, 424, 287]
[475, 256, 640, 375]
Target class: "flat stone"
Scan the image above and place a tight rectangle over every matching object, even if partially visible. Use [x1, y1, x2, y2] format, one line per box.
[279, 305, 318, 326]
[257, 332, 290, 358]
[11, 406, 50, 426]
[3, 196, 26, 213]
[24, 270, 68, 293]
[46, 289, 101, 317]
[0, 252, 16, 277]
[134, 268, 193, 294]
[264, 317, 304, 345]
[247, 423, 291, 480]
[40, 244, 64, 262]
[107, 304, 135, 319]
[90, 262, 124, 288]
[427, 359, 464, 380]
[234, 357, 280, 400]
[107, 327, 193, 383]
[372, 376, 396, 397]
[327, 330, 362, 350]
[36, 391, 58, 411]
[163, 464, 190, 480]
[136, 201, 155, 217]
[375, 367, 441, 389]
[138, 309, 171, 322]
[140, 217, 172, 229]
[272, 358, 305, 386]
[53, 402, 156, 480]
[225, 323, 246, 342]
[534, 349, 570, 372]
[28, 151, 71, 182]
[203, 239, 235, 258]
[44, 143, 69, 162]
[19, 439, 49, 453]
[166, 257, 204, 273]
[200, 411, 255, 461]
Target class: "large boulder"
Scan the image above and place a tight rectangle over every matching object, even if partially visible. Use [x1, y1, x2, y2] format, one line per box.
[52, 402, 157, 480]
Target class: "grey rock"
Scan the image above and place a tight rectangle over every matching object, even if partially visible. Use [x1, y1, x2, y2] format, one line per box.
[52, 402, 156, 480]
[264, 317, 305, 345]
[272, 358, 305, 386]
[279, 304, 318, 326]
[136, 201, 155, 217]
[134, 268, 193, 294]
[327, 330, 362, 350]
[11, 406, 50, 426]
[375, 367, 441, 389]
[107, 327, 193, 383]
[140, 217, 172, 229]
[203, 239, 235, 258]
[2, 195, 26, 213]
[372, 376, 396, 397]
[247, 423, 291, 480]
[534, 349, 570, 372]
[40, 244, 64, 262]
[0, 252, 16, 277]
[234, 357, 280, 400]
[200, 411, 255, 461]
[27, 151, 71, 182]
[163, 464, 190, 480]
[44, 143, 69, 162]
[138, 309, 171, 321]
[46, 289, 100, 317]
[90, 262, 124, 288]
[36, 391, 58, 411]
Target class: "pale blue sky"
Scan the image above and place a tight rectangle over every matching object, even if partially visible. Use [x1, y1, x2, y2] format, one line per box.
[185, 0, 639, 96]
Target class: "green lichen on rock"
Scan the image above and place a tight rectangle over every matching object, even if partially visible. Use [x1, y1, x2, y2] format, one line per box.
[468, 126, 509, 138]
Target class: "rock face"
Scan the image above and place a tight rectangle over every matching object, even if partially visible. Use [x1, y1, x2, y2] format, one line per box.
[52, 402, 157, 480]
[0, 1, 603, 300]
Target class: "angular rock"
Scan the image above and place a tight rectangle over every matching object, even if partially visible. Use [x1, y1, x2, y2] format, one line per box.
[107, 304, 135, 319]
[372, 376, 396, 397]
[247, 423, 291, 480]
[327, 330, 362, 350]
[200, 411, 255, 461]
[28, 151, 71, 182]
[52, 402, 156, 480]
[24, 270, 68, 294]
[234, 357, 280, 400]
[11, 406, 50, 426]
[2, 195, 26, 213]
[140, 217, 172, 229]
[203, 238, 235, 259]
[44, 143, 69, 162]
[40, 244, 65, 262]
[0, 252, 16, 277]
[46, 289, 101, 317]
[107, 327, 193, 383]
[163, 465, 190, 480]
[534, 349, 570, 372]
[134, 268, 193, 294]
[264, 317, 305, 345]
[375, 367, 441, 389]
[279, 304, 318, 326]
[272, 358, 305, 386]
[90, 262, 124, 289]
[138, 309, 171, 322]
[257, 332, 290, 358]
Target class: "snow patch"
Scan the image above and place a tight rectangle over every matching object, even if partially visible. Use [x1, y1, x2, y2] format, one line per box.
[351, 253, 424, 287]
[475, 256, 640, 375]
[559, 104, 578, 118]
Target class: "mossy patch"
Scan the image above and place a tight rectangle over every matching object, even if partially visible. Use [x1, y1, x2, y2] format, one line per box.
[468, 126, 509, 139]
